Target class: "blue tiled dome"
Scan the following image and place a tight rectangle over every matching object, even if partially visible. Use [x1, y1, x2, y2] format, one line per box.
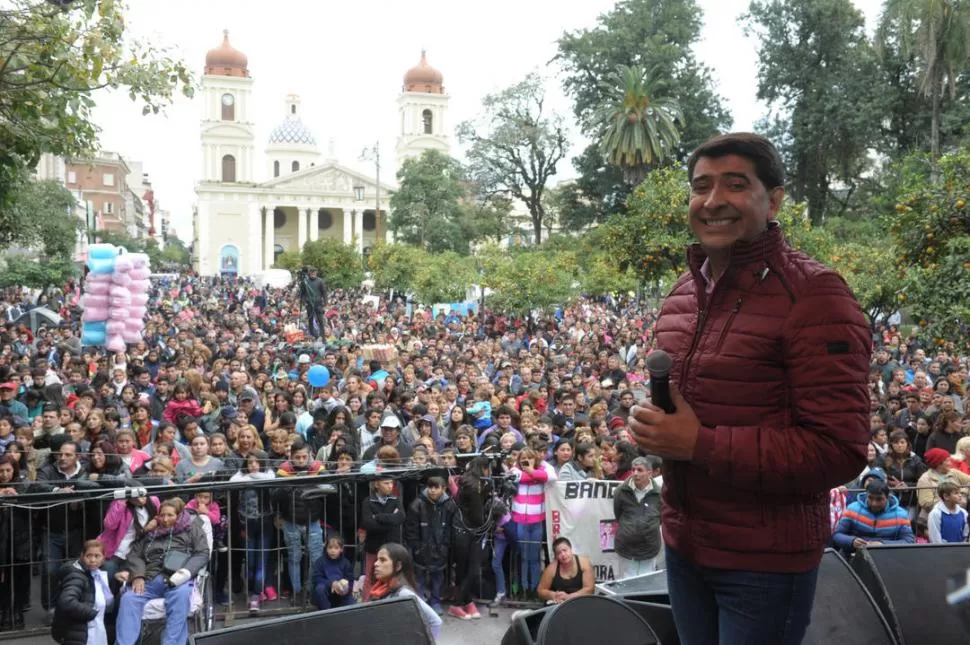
[268, 119, 317, 146]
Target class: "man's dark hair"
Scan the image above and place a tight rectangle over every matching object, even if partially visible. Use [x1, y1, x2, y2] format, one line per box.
[865, 479, 890, 497]
[687, 133, 786, 190]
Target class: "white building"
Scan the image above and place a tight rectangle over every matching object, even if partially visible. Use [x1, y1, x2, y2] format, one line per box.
[193, 31, 451, 276]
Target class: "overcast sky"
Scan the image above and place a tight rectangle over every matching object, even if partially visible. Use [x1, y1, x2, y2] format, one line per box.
[90, 0, 885, 237]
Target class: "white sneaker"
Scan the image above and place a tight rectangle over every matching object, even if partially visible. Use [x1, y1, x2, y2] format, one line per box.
[493, 592, 506, 605]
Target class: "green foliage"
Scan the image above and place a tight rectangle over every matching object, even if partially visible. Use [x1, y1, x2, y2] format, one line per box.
[601, 166, 693, 286]
[556, 0, 731, 159]
[552, 145, 631, 232]
[885, 149, 970, 349]
[744, 0, 885, 222]
[596, 65, 685, 185]
[409, 251, 477, 305]
[296, 238, 364, 290]
[878, 0, 970, 156]
[367, 243, 475, 305]
[478, 246, 578, 315]
[1, 177, 82, 258]
[273, 250, 302, 273]
[543, 230, 637, 296]
[0, 0, 193, 232]
[93, 230, 163, 268]
[389, 150, 471, 254]
[159, 236, 190, 268]
[456, 74, 569, 245]
[0, 257, 77, 289]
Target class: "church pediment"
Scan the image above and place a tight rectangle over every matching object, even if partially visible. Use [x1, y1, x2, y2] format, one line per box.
[260, 162, 395, 194]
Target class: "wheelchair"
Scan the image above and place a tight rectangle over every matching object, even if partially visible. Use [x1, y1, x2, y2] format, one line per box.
[135, 568, 213, 645]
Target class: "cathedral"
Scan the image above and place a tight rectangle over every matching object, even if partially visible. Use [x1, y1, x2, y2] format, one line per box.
[192, 31, 450, 276]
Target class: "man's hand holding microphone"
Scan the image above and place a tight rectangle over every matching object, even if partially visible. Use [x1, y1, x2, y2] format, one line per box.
[628, 350, 702, 461]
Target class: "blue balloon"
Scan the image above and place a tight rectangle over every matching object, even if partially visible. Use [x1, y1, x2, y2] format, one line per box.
[307, 364, 330, 387]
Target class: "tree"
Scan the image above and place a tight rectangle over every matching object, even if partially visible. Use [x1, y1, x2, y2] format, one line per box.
[878, 0, 970, 157]
[744, 0, 885, 223]
[597, 65, 685, 185]
[273, 250, 302, 273]
[0, 256, 77, 289]
[409, 251, 477, 305]
[90, 229, 163, 267]
[886, 149, 970, 350]
[2, 177, 82, 260]
[457, 74, 568, 245]
[552, 145, 631, 232]
[367, 243, 425, 294]
[159, 235, 190, 268]
[0, 0, 193, 228]
[389, 150, 470, 254]
[479, 246, 578, 315]
[297, 238, 364, 290]
[556, 0, 731, 159]
[600, 166, 693, 295]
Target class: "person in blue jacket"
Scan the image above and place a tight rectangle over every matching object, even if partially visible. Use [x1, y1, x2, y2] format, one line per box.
[312, 535, 356, 611]
[833, 478, 915, 554]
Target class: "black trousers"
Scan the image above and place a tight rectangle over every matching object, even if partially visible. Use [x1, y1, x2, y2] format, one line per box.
[454, 533, 485, 605]
[306, 306, 325, 338]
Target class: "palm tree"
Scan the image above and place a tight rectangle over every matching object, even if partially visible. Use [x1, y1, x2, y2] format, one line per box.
[879, 0, 970, 157]
[597, 65, 685, 186]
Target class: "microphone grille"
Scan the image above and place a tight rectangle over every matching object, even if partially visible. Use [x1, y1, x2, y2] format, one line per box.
[646, 350, 673, 376]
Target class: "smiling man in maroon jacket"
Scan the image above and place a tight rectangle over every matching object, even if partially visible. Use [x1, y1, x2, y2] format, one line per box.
[630, 133, 870, 645]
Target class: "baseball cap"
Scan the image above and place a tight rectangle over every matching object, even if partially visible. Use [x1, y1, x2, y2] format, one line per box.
[380, 415, 402, 429]
[239, 392, 256, 402]
[298, 354, 311, 364]
[0, 382, 15, 391]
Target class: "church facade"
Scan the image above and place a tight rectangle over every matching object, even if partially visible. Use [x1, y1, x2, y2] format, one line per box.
[192, 31, 450, 276]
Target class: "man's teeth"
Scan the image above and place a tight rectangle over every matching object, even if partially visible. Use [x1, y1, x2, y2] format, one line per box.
[705, 219, 735, 227]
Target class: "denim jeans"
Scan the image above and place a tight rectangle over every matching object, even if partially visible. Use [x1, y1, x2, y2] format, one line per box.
[618, 554, 659, 580]
[282, 520, 323, 593]
[115, 574, 193, 645]
[314, 583, 356, 611]
[491, 524, 516, 596]
[416, 568, 444, 608]
[246, 517, 273, 594]
[515, 521, 543, 591]
[665, 545, 819, 645]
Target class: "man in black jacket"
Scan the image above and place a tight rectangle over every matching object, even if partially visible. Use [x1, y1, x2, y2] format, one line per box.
[613, 457, 662, 580]
[300, 267, 327, 338]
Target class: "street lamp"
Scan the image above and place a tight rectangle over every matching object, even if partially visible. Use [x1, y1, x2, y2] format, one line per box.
[358, 142, 381, 242]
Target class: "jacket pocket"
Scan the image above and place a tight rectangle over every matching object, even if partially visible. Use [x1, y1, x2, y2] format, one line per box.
[713, 297, 743, 353]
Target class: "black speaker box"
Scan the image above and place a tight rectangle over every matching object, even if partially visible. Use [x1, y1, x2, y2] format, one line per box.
[851, 543, 970, 645]
[189, 596, 433, 645]
[804, 549, 898, 645]
[501, 596, 661, 645]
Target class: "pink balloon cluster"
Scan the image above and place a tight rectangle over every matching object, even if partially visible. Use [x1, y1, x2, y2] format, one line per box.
[80, 245, 151, 351]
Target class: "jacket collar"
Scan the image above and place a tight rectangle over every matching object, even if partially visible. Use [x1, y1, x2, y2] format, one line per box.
[686, 221, 785, 277]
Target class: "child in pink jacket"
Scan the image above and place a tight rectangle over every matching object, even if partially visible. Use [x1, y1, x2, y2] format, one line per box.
[163, 384, 203, 425]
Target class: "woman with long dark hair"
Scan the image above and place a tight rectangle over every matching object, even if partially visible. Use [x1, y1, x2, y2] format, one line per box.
[449, 455, 492, 620]
[369, 543, 441, 641]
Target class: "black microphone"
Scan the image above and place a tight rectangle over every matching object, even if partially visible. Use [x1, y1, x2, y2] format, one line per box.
[646, 350, 676, 413]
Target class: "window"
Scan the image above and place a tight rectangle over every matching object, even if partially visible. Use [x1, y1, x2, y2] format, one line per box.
[104, 202, 114, 215]
[422, 109, 433, 134]
[103, 173, 114, 186]
[362, 211, 376, 231]
[221, 155, 236, 182]
[292, 161, 300, 172]
[273, 160, 280, 178]
[221, 93, 235, 121]
[291, 104, 296, 115]
[318, 209, 333, 230]
[274, 208, 286, 229]
[67, 170, 76, 184]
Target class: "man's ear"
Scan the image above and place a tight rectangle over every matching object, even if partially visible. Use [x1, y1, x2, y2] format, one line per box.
[766, 186, 785, 221]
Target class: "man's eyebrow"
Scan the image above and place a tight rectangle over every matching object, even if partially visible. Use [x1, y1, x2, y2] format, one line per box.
[691, 171, 752, 184]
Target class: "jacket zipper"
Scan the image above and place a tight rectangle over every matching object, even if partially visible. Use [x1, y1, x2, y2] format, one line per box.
[714, 297, 744, 352]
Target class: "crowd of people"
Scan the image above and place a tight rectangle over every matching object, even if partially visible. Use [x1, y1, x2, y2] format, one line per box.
[0, 269, 967, 644]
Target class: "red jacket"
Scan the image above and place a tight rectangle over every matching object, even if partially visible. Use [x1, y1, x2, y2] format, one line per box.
[654, 224, 870, 573]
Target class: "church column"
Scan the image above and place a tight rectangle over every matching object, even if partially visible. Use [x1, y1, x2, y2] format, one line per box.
[297, 205, 307, 251]
[197, 203, 210, 275]
[308, 208, 319, 242]
[354, 210, 364, 254]
[248, 203, 263, 274]
[263, 207, 274, 271]
[343, 210, 352, 245]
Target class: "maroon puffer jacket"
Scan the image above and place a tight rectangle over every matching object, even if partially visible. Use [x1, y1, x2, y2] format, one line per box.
[654, 224, 870, 573]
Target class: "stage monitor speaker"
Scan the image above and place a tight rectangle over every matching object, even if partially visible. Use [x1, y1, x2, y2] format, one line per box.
[501, 596, 662, 645]
[189, 596, 433, 645]
[851, 543, 970, 645]
[804, 549, 898, 645]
